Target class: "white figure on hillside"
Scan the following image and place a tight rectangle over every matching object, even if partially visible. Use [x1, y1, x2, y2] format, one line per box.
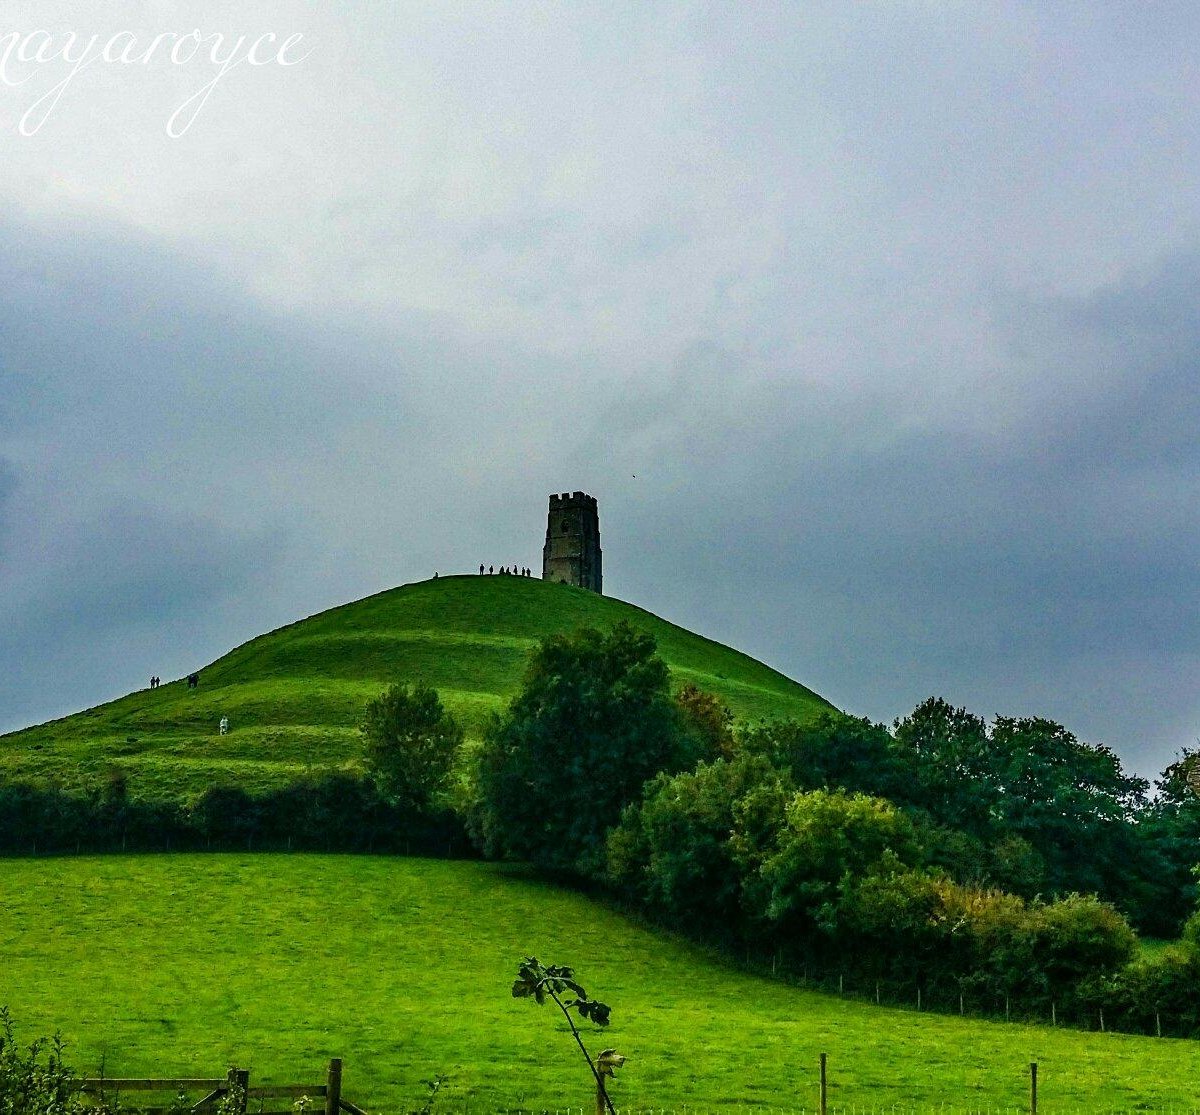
[219, 716, 229, 736]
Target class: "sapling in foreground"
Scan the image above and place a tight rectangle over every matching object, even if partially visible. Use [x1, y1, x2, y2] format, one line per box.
[511, 957, 625, 1115]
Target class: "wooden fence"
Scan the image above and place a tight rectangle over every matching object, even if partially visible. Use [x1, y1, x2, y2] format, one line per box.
[75, 1057, 367, 1115]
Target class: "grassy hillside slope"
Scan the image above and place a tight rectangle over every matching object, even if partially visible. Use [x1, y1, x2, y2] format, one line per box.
[0, 576, 834, 800]
[0, 854, 1190, 1113]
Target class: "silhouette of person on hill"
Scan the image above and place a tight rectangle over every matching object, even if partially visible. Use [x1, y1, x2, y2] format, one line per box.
[479, 564, 484, 575]
[489, 565, 493, 574]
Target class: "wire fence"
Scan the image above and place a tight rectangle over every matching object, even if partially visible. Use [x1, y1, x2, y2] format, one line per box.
[509, 1108, 1200, 1115]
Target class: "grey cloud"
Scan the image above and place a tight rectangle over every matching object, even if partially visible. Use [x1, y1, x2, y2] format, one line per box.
[587, 255, 1200, 778]
[0, 211, 630, 732]
[4, 4, 1200, 786]
[0, 498, 284, 733]
[0, 457, 16, 562]
[14, 503, 282, 633]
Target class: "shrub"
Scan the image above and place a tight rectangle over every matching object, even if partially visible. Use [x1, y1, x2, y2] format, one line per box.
[939, 883, 1033, 1005]
[1028, 893, 1137, 1004]
[834, 859, 948, 984]
[0, 1009, 100, 1115]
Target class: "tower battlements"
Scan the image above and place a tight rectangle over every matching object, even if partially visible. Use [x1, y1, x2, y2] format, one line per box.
[549, 491, 597, 508]
[542, 492, 602, 593]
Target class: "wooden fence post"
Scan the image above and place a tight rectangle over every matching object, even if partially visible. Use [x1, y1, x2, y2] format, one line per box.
[1029, 1061, 1037, 1114]
[819, 1052, 827, 1115]
[325, 1058, 342, 1115]
[226, 1068, 249, 1115]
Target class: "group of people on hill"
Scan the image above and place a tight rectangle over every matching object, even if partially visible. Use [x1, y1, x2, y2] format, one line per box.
[147, 672, 201, 689]
[480, 564, 533, 577]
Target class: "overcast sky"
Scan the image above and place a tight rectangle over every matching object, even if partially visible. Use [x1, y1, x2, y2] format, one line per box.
[1, 2, 1198, 780]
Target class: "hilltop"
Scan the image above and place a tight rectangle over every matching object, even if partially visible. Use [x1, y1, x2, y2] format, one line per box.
[0, 575, 834, 801]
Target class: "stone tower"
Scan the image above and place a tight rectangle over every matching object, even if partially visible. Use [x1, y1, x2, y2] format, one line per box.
[542, 491, 602, 593]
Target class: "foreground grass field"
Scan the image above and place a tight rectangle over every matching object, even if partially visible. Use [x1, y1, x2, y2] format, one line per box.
[0, 577, 834, 801]
[0, 855, 1195, 1113]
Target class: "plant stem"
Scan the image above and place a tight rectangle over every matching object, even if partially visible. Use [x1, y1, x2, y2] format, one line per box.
[543, 984, 616, 1115]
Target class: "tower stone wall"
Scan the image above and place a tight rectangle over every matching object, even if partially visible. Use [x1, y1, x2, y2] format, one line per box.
[542, 491, 602, 593]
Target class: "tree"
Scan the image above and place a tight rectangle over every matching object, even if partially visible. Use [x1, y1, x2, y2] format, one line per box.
[606, 753, 789, 942]
[893, 698, 995, 834]
[986, 716, 1147, 899]
[1028, 893, 1136, 1002]
[753, 789, 921, 944]
[1132, 749, 1200, 937]
[675, 684, 735, 759]
[740, 712, 910, 803]
[361, 683, 463, 810]
[473, 623, 698, 876]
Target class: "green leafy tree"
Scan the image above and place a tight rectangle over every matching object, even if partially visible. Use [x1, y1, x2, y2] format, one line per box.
[1130, 750, 1200, 936]
[361, 683, 463, 810]
[606, 753, 789, 942]
[896, 700, 1151, 915]
[987, 717, 1147, 899]
[893, 698, 995, 833]
[835, 857, 947, 983]
[753, 789, 921, 942]
[741, 713, 910, 803]
[940, 883, 1034, 1006]
[473, 623, 698, 875]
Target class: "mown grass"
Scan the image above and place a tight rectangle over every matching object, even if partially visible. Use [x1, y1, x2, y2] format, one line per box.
[0, 577, 835, 802]
[0, 854, 1194, 1113]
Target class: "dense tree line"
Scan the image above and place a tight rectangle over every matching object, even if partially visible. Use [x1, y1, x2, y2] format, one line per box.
[0, 771, 469, 857]
[467, 622, 1200, 1036]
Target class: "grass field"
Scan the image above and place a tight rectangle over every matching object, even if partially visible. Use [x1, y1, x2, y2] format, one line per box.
[0, 854, 1195, 1114]
[0, 577, 834, 802]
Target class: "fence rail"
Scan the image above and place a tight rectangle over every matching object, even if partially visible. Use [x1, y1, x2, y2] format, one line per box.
[68, 1053, 1195, 1115]
[75, 1059, 359, 1115]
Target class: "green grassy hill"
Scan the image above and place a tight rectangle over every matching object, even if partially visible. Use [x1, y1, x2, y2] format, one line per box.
[0, 576, 835, 801]
[2, 854, 1192, 1113]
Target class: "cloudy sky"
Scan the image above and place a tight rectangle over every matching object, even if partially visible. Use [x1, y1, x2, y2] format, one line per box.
[1, 2, 1197, 779]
